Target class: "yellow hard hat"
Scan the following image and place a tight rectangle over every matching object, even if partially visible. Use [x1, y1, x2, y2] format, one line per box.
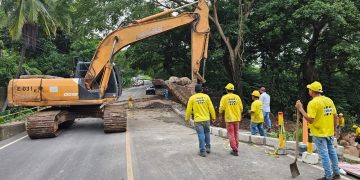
[225, 83, 235, 90]
[251, 90, 260, 97]
[339, 113, 343, 116]
[353, 125, 359, 129]
[306, 81, 323, 93]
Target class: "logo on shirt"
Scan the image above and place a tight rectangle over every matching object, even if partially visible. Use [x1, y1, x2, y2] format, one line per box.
[323, 106, 333, 116]
[196, 97, 206, 104]
[228, 99, 237, 105]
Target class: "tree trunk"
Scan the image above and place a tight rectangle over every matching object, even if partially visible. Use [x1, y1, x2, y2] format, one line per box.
[15, 45, 26, 79]
[229, 54, 243, 97]
[1, 99, 7, 112]
[298, 25, 323, 103]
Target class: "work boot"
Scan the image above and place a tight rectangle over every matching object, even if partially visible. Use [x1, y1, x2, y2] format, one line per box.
[332, 174, 340, 180]
[230, 150, 238, 156]
[206, 147, 211, 154]
[198, 152, 206, 157]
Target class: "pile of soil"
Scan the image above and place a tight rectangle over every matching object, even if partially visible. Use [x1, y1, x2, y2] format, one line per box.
[338, 133, 360, 157]
[142, 102, 173, 109]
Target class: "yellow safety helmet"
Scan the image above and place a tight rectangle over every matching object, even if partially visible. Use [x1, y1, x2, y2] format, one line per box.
[306, 81, 323, 93]
[339, 113, 343, 116]
[251, 90, 260, 97]
[353, 125, 359, 129]
[225, 83, 235, 90]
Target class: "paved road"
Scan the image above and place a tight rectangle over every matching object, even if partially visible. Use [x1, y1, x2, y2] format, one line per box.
[119, 80, 153, 101]
[0, 85, 354, 180]
[127, 107, 349, 180]
[0, 119, 127, 180]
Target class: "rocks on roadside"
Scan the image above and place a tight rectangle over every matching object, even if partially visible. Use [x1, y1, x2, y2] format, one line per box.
[344, 146, 360, 158]
[338, 132, 360, 158]
[168, 76, 191, 86]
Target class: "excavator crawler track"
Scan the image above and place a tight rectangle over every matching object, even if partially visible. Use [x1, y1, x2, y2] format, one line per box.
[26, 110, 75, 139]
[27, 110, 61, 139]
[103, 105, 127, 133]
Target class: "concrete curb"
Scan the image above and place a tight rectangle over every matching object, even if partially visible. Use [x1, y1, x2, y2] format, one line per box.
[0, 121, 26, 141]
[343, 154, 360, 163]
[170, 104, 346, 159]
[239, 132, 251, 143]
[251, 135, 265, 145]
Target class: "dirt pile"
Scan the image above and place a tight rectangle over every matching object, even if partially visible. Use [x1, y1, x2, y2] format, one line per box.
[338, 133, 360, 157]
[142, 102, 173, 109]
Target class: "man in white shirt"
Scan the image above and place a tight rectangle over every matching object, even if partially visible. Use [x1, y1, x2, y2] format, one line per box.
[259, 87, 271, 132]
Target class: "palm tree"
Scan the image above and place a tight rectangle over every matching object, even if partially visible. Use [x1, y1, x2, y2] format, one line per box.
[0, 0, 70, 111]
[4, 0, 59, 78]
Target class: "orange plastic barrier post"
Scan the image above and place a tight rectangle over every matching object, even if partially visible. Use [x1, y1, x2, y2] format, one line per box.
[302, 117, 308, 144]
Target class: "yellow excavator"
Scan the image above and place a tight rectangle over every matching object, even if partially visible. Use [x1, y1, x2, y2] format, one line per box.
[7, 0, 210, 138]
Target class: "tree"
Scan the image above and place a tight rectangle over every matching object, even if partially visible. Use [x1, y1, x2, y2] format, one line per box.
[0, 0, 70, 111]
[246, 0, 360, 117]
[292, 0, 360, 101]
[209, 0, 255, 96]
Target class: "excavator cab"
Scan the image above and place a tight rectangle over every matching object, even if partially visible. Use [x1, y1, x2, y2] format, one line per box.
[74, 61, 122, 100]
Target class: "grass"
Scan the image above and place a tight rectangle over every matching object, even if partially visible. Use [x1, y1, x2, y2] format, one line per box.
[267, 128, 303, 141]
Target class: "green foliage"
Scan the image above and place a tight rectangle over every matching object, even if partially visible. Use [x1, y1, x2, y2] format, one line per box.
[0, 49, 18, 87]
[0, 107, 35, 124]
[4, 0, 58, 40]
[268, 127, 303, 141]
[0, 0, 359, 129]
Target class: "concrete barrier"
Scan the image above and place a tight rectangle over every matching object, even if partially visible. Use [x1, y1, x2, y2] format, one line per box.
[0, 121, 26, 140]
[337, 146, 344, 158]
[251, 135, 265, 145]
[211, 127, 221, 136]
[286, 141, 296, 150]
[239, 132, 251, 143]
[219, 129, 228, 138]
[265, 137, 278, 147]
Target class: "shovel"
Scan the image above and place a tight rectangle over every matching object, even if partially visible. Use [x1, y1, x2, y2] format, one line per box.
[290, 109, 300, 178]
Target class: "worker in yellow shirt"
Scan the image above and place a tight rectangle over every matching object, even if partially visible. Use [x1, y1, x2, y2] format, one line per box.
[219, 83, 243, 156]
[186, 84, 216, 157]
[250, 90, 265, 136]
[336, 113, 345, 135]
[353, 125, 360, 146]
[295, 81, 340, 180]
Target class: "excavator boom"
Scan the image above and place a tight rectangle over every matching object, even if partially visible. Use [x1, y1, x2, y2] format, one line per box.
[85, 0, 209, 90]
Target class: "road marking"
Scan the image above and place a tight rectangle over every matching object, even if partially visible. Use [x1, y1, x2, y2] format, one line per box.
[0, 135, 28, 150]
[126, 125, 134, 180]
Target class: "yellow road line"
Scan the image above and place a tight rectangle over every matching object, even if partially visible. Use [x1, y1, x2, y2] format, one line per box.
[126, 121, 134, 180]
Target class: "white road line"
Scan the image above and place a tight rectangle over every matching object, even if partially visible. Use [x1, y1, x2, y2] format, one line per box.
[0, 135, 28, 150]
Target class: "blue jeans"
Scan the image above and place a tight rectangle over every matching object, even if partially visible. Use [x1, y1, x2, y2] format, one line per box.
[263, 112, 271, 129]
[314, 136, 339, 179]
[250, 122, 265, 136]
[195, 121, 211, 153]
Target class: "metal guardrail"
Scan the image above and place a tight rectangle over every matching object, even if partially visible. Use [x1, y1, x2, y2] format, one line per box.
[0, 107, 50, 125]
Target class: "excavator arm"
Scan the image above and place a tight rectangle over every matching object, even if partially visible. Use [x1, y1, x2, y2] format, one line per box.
[7, 0, 209, 107]
[84, 0, 210, 95]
